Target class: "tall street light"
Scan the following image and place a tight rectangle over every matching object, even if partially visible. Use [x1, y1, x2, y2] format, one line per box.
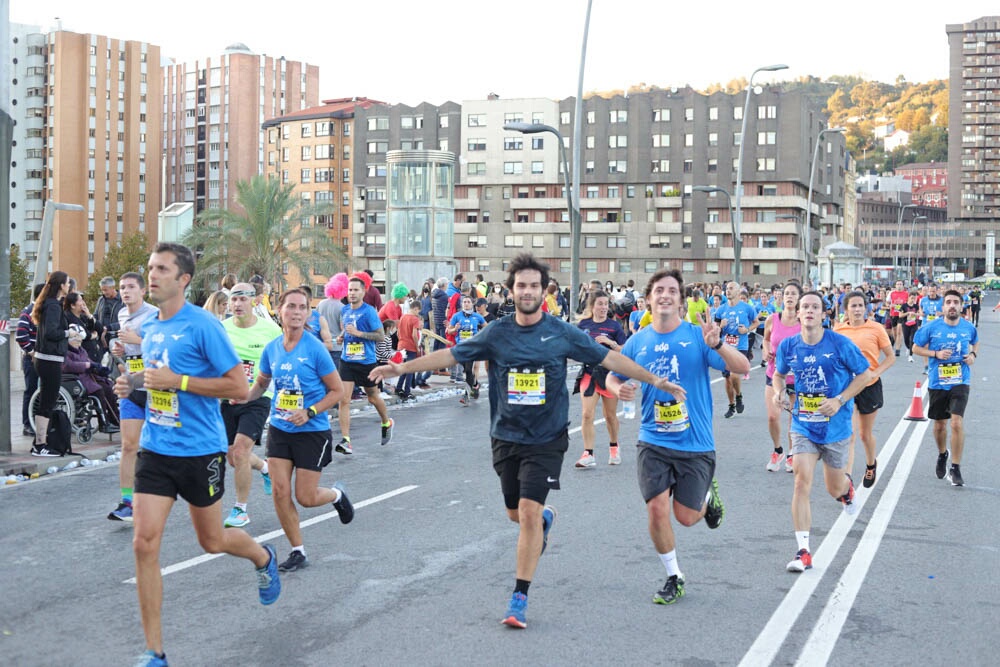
[504, 122, 580, 312]
[805, 126, 846, 288]
[734, 64, 788, 287]
[908, 215, 927, 281]
[893, 203, 918, 283]
[693, 186, 737, 283]
[33, 201, 86, 286]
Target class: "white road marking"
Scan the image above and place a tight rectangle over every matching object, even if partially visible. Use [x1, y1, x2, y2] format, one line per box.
[738, 385, 926, 667]
[123, 485, 419, 584]
[795, 417, 931, 666]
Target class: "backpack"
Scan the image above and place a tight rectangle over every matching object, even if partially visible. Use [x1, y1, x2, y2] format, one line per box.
[45, 409, 74, 456]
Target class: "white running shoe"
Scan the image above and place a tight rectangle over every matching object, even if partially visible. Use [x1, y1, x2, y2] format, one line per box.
[574, 452, 596, 468]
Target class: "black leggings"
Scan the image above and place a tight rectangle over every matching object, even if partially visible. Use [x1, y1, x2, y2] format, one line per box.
[33, 358, 63, 419]
[902, 324, 917, 353]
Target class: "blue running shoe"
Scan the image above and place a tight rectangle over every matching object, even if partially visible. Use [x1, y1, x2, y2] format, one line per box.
[224, 507, 250, 528]
[541, 505, 557, 555]
[501, 592, 528, 629]
[133, 649, 168, 666]
[108, 499, 133, 522]
[261, 470, 272, 496]
[257, 544, 281, 605]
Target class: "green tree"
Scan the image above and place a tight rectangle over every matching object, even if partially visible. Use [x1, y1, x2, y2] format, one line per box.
[181, 174, 349, 295]
[8, 243, 32, 310]
[83, 232, 153, 305]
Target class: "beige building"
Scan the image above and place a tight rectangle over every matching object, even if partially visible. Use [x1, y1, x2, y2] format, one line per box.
[15, 27, 163, 286]
[162, 44, 320, 216]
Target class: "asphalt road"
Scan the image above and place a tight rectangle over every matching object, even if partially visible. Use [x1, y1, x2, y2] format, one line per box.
[2, 310, 998, 666]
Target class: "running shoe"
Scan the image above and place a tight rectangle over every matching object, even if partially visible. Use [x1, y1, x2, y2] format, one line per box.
[278, 550, 308, 573]
[742, 373, 751, 381]
[936, 451, 948, 479]
[224, 507, 250, 528]
[335, 437, 353, 455]
[653, 574, 685, 605]
[470, 384, 480, 400]
[608, 446, 621, 465]
[908, 355, 914, 363]
[22, 425, 35, 437]
[574, 452, 596, 468]
[108, 499, 134, 522]
[724, 404, 736, 419]
[785, 455, 794, 473]
[261, 470, 272, 496]
[501, 592, 528, 628]
[735, 395, 745, 413]
[541, 505, 556, 555]
[133, 649, 168, 667]
[839, 474, 857, 516]
[947, 464, 964, 487]
[332, 482, 354, 524]
[766, 450, 783, 472]
[894, 349, 900, 357]
[863, 460, 877, 489]
[30, 445, 61, 457]
[786, 548, 813, 572]
[381, 419, 394, 446]
[704, 478, 725, 529]
[257, 545, 281, 605]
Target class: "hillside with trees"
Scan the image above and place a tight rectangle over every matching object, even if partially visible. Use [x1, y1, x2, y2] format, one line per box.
[603, 75, 949, 175]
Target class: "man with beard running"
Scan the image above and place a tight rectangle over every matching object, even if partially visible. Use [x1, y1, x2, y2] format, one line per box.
[370, 253, 680, 629]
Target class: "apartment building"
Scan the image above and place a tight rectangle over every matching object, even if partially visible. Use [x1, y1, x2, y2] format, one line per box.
[261, 97, 381, 292]
[162, 44, 319, 216]
[895, 161, 948, 209]
[855, 196, 947, 282]
[10, 26, 162, 286]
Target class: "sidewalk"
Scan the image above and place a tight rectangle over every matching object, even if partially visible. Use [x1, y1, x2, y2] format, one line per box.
[3, 368, 480, 477]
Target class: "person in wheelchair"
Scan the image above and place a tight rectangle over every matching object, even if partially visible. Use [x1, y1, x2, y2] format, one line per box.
[63, 324, 120, 433]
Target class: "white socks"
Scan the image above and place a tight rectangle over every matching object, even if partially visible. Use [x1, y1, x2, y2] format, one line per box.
[659, 550, 681, 577]
[795, 531, 810, 552]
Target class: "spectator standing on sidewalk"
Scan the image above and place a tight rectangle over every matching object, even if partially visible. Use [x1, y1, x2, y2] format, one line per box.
[95, 276, 124, 352]
[31, 271, 75, 457]
[15, 284, 45, 437]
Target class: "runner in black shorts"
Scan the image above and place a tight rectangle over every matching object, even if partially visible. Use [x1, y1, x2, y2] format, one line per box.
[248, 288, 353, 573]
[371, 253, 677, 629]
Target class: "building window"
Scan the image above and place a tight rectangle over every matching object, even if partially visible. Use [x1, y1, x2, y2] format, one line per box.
[503, 162, 523, 175]
[607, 236, 626, 248]
[609, 160, 626, 174]
[651, 160, 669, 173]
[504, 235, 524, 247]
[757, 105, 777, 119]
[610, 109, 627, 123]
[761, 236, 778, 248]
[532, 235, 544, 248]
[647, 261, 660, 273]
[467, 114, 486, 127]
[709, 107, 718, 120]
[468, 138, 486, 151]
[756, 157, 776, 171]
[757, 131, 776, 145]
[585, 161, 595, 174]
[683, 235, 692, 249]
[300, 168, 311, 183]
[531, 137, 544, 149]
[367, 117, 389, 131]
[609, 135, 627, 148]
[653, 108, 670, 122]
[504, 137, 523, 150]
[734, 107, 743, 121]
[503, 112, 524, 124]
[753, 262, 778, 275]
[586, 261, 599, 273]
[559, 235, 571, 248]
[586, 186, 600, 198]
[468, 162, 486, 176]
[587, 111, 596, 124]
[684, 133, 694, 147]
[706, 261, 719, 274]
[608, 186, 619, 198]
[560, 111, 571, 125]
[301, 146, 312, 160]
[585, 236, 597, 248]
[652, 134, 670, 148]
[466, 212, 478, 223]
[586, 136, 595, 149]
[649, 235, 670, 248]
[531, 161, 544, 174]
[706, 235, 718, 248]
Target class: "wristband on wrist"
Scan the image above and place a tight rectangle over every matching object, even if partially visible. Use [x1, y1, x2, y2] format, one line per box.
[307, 405, 318, 418]
[180, 375, 190, 392]
[712, 340, 724, 351]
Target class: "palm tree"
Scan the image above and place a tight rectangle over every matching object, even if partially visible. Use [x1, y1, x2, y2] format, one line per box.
[182, 175, 349, 293]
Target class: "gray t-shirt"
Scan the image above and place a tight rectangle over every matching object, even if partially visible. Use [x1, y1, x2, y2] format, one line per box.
[317, 297, 344, 352]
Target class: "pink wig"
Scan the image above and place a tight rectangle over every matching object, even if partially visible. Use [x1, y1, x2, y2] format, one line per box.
[325, 273, 349, 299]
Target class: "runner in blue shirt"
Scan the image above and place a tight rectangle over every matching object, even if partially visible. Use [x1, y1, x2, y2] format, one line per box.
[773, 291, 873, 574]
[370, 253, 679, 629]
[714, 281, 756, 417]
[447, 294, 487, 400]
[335, 275, 392, 454]
[918, 283, 945, 374]
[114, 243, 280, 667]
[912, 290, 980, 486]
[607, 268, 749, 605]
[249, 287, 353, 573]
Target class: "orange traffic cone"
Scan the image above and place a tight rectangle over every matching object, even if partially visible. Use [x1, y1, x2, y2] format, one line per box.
[904, 381, 927, 421]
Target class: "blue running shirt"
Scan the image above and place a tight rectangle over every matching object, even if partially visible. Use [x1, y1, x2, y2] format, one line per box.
[714, 302, 756, 351]
[139, 303, 241, 456]
[451, 314, 608, 444]
[340, 303, 381, 365]
[613, 322, 726, 452]
[449, 310, 487, 343]
[913, 318, 978, 390]
[260, 332, 336, 433]
[775, 330, 870, 444]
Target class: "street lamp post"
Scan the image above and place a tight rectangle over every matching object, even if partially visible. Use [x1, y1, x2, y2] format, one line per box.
[693, 186, 737, 282]
[893, 203, 918, 283]
[504, 122, 580, 312]
[33, 201, 86, 286]
[805, 126, 846, 287]
[908, 215, 927, 282]
[734, 64, 788, 288]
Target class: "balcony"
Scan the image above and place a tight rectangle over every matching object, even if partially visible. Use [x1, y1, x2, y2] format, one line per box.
[655, 222, 682, 234]
[454, 222, 480, 234]
[651, 196, 682, 208]
[353, 198, 366, 211]
[704, 221, 799, 235]
[510, 222, 572, 234]
[454, 197, 480, 209]
[510, 197, 575, 210]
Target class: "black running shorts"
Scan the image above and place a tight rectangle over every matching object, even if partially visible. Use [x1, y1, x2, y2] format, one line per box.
[492, 431, 569, 510]
[265, 426, 333, 472]
[221, 396, 270, 444]
[854, 378, 884, 415]
[928, 385, 970, 420]
[636, 443, 715, 511]
[134, 450, 226, 507]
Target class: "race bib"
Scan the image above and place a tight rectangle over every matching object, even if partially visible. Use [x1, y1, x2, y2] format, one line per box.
[276, 389, 304, 420]
[725, 334, 739, 346]
[241, 359, 255, 384]
[508, 368, 545, 405]
[937, 362, 961, 386]
[148, 389, 180, 428]
[906, 313, 918, 322]
[345, 341, 365, 361]
[877, 307, 888, 318]
[654, 399, 690, 433]
[460, 330, 473, 340]
[926, 315, 937, 322]
[798, 392, 829, 423]
[126, 354, 145, 374]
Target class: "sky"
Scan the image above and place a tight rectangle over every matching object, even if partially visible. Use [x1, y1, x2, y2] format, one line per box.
[10, 1, 999, 106]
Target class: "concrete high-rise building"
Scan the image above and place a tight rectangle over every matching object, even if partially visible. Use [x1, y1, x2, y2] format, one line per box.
[262, 97, 382, 292]
[162, 44, 319, 216]
[946, 15, 1000, 274]
[10, 25, 162, 286]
